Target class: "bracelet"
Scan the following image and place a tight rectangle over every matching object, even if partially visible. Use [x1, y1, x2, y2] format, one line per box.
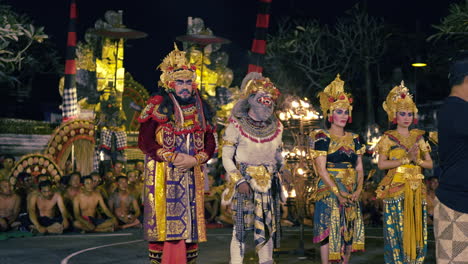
[170, 152, 179, 163]
[330, 186, 339, 195]
[400, 157, 410, 165]
[416, 159, 424, 166]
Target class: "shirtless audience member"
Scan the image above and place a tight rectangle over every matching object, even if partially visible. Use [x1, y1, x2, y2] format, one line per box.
[108, 176, 141, 229]
[127, 170, 142, 202]
[15, 172, 34, 214]
[73, 176, 117, 232]
[0, 180, 21, 231]
[63, 172, 81, 217]
[28, 180, 69, 234]
[113, 161, 125, 177]
[90, 172, 108, 200]
[26, 174, 51, 204]
[0, 155, 15, 181]
[103, 171, 118, 195]
[64, 172, 82, 202]
[135, 161, 144, 175]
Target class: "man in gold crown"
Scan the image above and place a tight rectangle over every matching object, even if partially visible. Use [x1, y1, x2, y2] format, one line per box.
[375, 81, 432, 264]
[138, 44, 216, 264]
[310, 74, 365, 263]
[221, 72, 283, 264]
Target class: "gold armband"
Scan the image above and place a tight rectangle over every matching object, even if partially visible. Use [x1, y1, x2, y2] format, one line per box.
[228, 171, 243, 183]
[416, 159, 424, 166]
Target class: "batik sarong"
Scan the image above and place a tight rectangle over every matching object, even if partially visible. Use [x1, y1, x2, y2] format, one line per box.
[313, 162, 365, 261]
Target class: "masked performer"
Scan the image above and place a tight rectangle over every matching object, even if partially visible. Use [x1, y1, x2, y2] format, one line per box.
[311, 74, 365, 263]
[138, 44, 216, 264]
[221, 73, 283, 264]
[376, 81, 432, 264]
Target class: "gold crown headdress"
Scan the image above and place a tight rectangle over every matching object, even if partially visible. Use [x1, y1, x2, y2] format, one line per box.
[157, 43, 197, 92]
[318, 74, 353, 122]
[242, 76, 281, 101]
[383, 81, 418, 123]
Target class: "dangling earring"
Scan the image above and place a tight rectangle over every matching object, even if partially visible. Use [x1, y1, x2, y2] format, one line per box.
[392, 117, 397, 124]
[328, 116, 333, 123]
[348, 116, 352, 123]
[413, 118, 418, 125]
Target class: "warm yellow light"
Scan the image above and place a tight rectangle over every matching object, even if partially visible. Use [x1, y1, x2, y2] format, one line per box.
[300, 100, 310, 108]
[297, 168, 304, 175]
[290, 189, 296, 198]
[291, 101, 299, 108]
[279, 112, 286, 121]
[412, 62, 427, 67]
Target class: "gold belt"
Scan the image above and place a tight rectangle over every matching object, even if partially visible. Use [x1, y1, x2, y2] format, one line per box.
[393, 165, 424, 190]
[328, 168, 356, 186]
[246, 165, 272, 193]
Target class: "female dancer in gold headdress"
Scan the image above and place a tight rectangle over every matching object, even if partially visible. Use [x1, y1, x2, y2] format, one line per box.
[311, 75, 365, 263]
[376, 81, 432, 264]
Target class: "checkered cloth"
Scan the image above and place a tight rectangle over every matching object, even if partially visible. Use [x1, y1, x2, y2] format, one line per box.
[100, 130, 127, 151]
[93, 149, 100, 172]
[434, 197, 468, 263]
[231, 163, 282, 253]
[62, 87, 78, 119]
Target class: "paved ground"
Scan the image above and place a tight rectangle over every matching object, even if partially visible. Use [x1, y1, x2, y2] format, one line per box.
[0, 226, 436, 263]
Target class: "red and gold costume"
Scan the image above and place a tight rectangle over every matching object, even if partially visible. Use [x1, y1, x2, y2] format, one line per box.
[138, 45, 216, 264]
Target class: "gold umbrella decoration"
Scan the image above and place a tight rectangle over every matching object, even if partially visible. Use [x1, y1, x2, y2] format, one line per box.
[10, 154, 63, 185]
[45, 119, 95, 176]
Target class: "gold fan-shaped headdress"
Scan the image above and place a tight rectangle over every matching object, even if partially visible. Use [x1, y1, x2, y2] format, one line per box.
[318, 74, 353, 121]
[382, 81, 418, 122]
[157, 43, 197, 92]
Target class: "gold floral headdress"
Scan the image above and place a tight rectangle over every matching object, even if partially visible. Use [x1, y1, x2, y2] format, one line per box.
[383, 81, 418, 123]
[242, 77, 281, 101]
[318, 74, 353, 122]
[157, 43, 197, 92]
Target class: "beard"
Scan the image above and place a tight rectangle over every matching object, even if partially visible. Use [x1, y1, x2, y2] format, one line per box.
[174, 93, 196, 105]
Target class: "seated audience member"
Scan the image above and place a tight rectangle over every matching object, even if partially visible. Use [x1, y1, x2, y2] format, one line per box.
[0, 155, 15, 181]
[24, 174, 52, 215]
[90, 172, 108, 200]
[135, 160, 144, 175]
[63, 172, 82, 217]
[64, 172, 82, 202]
[103, 171, 117, 195]
[127, 170, 142, 202]
[28, 180, 69, 234]
[15, 172, 33, 214]
[112, 161, 125, 177]
[108, 176, 141, 229]
[126, 161, 136, 173]
[73, 176, 117, 232]
[0, 180, 21, 231]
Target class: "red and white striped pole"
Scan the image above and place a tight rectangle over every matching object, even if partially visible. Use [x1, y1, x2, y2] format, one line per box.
[62, 0, 78, 122]
[247, 0, 272, 74]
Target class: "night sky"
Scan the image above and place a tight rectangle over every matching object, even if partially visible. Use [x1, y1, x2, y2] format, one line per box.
[4, 0, 458, 116]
